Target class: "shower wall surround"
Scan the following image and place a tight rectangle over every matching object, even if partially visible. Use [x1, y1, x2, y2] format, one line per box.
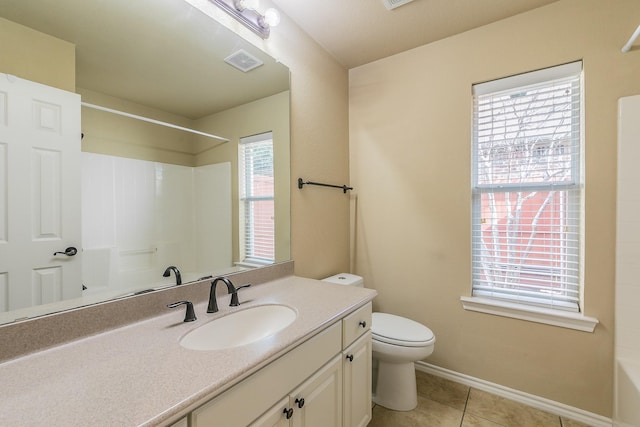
[81, 153, 232, 294]
[615, 95, 640, 427]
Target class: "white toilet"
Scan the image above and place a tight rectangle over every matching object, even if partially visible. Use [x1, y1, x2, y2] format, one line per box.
[322, 273, 436, 412]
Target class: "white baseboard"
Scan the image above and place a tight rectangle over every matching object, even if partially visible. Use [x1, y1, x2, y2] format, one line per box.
[415, 361, 612, 427]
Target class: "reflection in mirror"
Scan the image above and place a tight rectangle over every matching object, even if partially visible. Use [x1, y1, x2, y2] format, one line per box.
[0, 0, 290, 325]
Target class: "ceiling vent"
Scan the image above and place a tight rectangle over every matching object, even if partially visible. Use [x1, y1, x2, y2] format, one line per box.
[224, 49, 264, 72]
[382, 0, 415, 10]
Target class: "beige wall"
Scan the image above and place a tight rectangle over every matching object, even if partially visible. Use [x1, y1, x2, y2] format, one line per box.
[79, 88, 199, 166]
[194, 91, 291, 264]
[194, 0, 351, 278]
[261, 6, 351, 278]
[349, 0, 640, 417]
[0, 17, 75, 91]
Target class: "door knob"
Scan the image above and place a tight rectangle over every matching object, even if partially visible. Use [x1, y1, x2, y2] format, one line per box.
[53, 247, 77, 256]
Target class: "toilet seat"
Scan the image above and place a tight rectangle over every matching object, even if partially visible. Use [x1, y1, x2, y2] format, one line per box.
[372, 312, 435, 347]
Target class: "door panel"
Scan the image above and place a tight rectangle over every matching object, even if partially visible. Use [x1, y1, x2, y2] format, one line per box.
[0, 73, 82, 311]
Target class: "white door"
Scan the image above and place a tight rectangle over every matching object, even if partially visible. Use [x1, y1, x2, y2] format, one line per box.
[0, 73, 82, 312]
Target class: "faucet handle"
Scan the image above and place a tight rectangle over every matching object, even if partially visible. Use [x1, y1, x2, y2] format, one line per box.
[229, 284, 251, 307]
[167, 301, 197, 322]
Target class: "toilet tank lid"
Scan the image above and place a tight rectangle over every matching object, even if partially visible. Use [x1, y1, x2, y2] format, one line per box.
[321, 273, 363, 286]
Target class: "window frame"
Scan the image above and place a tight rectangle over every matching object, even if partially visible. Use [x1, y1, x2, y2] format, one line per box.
[462, 62, 598, 332]
[238, 132, 275, 265]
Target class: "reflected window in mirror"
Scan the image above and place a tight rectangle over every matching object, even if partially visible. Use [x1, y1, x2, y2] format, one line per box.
[239, 132, 275, 265]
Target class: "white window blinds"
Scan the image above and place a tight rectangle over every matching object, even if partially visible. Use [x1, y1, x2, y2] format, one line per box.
[239, 132, 275, 264]
[471, 62, 583, 312]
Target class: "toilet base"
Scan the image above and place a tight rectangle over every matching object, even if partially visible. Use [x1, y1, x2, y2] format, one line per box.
[372, 360, 418, 411]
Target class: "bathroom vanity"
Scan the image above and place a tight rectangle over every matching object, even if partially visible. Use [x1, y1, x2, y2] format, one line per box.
[189, 302, 372, 427]
[0, 273, 375, 426]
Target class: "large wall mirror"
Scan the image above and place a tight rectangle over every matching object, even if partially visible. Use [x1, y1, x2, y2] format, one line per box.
[0, 0, 291, 325]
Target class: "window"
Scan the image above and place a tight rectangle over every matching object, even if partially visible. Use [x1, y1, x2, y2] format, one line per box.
[470, 62, 583, 313]
[239, 132, 275, 264]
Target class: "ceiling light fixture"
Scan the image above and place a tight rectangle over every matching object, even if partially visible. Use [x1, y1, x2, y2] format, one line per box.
[210, 0, 280, 39]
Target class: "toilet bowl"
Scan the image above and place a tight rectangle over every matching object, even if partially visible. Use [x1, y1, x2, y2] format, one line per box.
[321, 273, 436, 412]
[371, 312, 435, 411]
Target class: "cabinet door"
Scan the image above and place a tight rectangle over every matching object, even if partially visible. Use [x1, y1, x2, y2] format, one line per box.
[169, 418, 188, 427]
[250, 397, 291, 427]
[292, 355, 343, 427]
[343, 331, 372, 427]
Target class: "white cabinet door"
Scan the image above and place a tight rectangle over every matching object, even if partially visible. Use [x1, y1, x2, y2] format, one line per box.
[292, 355, 343, 427]
[250, 397, 291, 427]
[0, 73, 82, 311]
[169, 417, 188, 427]
[251, 355, 343, 427]
[343, 331, 372, 427]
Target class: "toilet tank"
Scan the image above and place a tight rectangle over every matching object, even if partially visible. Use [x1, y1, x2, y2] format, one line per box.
[322, 273, 364, 287]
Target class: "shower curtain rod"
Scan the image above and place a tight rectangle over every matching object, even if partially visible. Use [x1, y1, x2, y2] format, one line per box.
[622, 24, 640, 53]
[81, 102, 230, 142]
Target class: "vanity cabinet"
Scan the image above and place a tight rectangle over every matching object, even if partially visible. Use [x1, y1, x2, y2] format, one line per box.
[188, 302, 372, 427]
[250, 355, 342, 427]
[341, 303, 372, 427]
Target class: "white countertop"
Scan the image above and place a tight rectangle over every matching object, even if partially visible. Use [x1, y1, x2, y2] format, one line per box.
[0, 276, 376, 426]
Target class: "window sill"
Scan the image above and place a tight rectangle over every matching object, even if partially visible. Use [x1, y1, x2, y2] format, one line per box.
[460, 296, 599, 332]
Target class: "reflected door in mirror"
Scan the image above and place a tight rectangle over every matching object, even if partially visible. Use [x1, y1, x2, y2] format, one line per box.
[0, 74, 82, 312]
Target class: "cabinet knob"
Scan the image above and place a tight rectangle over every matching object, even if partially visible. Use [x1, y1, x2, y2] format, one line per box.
[283, 407, 294, 419]
[295, 397, 305, 408]
[359, 321, 367, 328]
[346, 354, 354, 362]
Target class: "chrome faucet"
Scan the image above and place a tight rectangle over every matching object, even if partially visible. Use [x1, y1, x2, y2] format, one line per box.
[163, 266, 182, 286]
[207, 277, 251, 313]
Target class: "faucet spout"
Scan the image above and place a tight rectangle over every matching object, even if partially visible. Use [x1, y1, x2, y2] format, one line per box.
[207, 276, 236, 313]
[163, 266, 182, 286]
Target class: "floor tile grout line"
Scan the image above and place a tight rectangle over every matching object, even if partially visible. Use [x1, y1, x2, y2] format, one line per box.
[459, 386, 471, 427]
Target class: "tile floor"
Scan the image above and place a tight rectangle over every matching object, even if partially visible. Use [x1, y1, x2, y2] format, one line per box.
[368, 371, 593, 427]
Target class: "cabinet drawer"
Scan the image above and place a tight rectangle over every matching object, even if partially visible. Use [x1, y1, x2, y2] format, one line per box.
[342, 302, 372, 348]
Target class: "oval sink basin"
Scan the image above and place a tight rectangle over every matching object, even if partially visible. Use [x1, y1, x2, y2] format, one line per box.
[179, 305, 297, 351]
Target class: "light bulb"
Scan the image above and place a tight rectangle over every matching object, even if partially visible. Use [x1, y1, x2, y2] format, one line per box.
[233, 0, 258, 11]
[262, 8, 280, 27]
